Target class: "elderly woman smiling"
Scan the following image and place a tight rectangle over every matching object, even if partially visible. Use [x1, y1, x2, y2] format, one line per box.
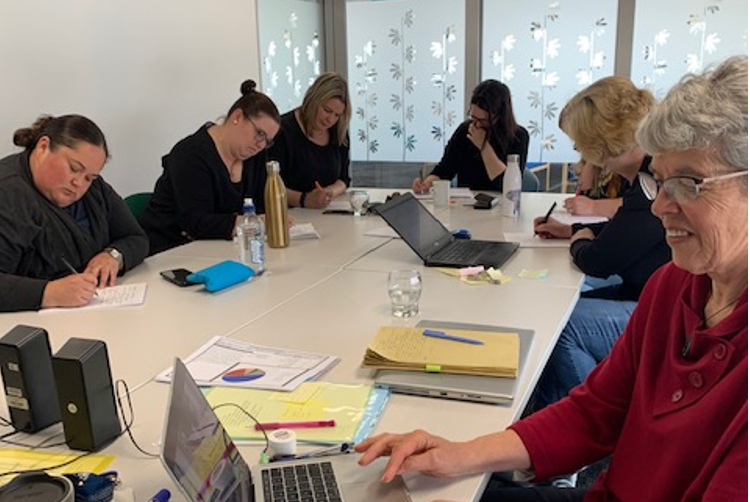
[356, 56, 747, 502]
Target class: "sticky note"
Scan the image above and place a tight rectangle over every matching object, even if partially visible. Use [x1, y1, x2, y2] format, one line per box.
[518, 268, 549, 280]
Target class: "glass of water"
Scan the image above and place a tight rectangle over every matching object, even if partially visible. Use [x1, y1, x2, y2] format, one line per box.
[387, 270, 422, 318]
[349, 190, 370, 217]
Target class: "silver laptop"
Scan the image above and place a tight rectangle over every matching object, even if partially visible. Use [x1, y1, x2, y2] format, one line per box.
[161, 358, 411, 502]
[376, 193, 519, 268]
[375, 321, 533, 405]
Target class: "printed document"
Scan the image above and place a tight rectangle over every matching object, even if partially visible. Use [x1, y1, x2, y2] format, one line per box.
[156, 336, 339, 391]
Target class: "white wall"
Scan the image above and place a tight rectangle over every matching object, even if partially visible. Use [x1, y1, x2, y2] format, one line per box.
[0, 0, 260, 196]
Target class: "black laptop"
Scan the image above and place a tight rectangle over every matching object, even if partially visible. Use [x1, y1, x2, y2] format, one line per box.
[376, 193, 519, 268]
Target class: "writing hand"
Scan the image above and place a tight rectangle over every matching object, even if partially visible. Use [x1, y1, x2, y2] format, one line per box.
[533, 216, 572, 239]
[42, 273, 98, 308]
[305, 183, 334, 209]
[411, 177, 432, 194]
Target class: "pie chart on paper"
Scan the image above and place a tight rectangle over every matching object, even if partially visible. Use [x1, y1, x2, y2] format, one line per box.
[222, 367, 266, 383]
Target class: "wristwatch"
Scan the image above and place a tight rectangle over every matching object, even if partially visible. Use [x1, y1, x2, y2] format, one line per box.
[105, 247, 124, 270]
[299, 191, 308, 208]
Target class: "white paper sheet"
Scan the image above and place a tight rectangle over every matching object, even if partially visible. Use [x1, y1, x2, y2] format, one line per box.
[549, 210, 608, 226]
[156, 335, 340, 391]
[290, 223, 320, 240]
[503, 232, 571, 248]
[42, 283, 147, 313]
[414, 187, 475, 200]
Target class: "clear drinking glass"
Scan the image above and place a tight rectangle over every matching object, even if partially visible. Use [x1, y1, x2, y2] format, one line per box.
[349, 190, 370, 216]
[387, 270, 422, 318]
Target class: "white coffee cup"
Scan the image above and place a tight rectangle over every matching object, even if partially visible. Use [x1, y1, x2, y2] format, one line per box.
[432, 180, 451, 207]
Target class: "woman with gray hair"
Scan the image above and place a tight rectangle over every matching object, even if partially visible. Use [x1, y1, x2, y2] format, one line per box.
[355, 56, 747, 502]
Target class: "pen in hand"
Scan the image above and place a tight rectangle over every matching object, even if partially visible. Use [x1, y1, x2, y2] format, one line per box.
[535, 201, 557, 236]
[61, 257, 99, 298]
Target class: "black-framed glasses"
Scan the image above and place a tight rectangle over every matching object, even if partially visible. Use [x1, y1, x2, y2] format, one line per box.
[466, 110, 491, 127]
[247, 117, 274, 149]
[639, 171, 748, 203]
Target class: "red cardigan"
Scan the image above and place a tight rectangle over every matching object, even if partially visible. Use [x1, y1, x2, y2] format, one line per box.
[511, 263, 747, 501]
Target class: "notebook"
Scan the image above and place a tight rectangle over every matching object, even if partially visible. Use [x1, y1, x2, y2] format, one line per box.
[161, 358, 411, 502]
[362, 326, 520, 378]
[376, 193, 519, 268]
[374, 321, 534, 405]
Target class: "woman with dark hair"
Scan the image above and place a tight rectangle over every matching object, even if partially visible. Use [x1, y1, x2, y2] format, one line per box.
[268, 72, 351, 209]
[139, 79, 281, 254]
[0, 114, 149, 312]
[413, 79, 529, 193]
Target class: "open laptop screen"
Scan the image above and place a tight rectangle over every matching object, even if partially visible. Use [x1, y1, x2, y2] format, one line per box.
[377, 194, 453, 259]
[162, 359, 252, 502]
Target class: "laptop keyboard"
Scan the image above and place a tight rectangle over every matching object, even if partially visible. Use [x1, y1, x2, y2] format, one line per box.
[431, 240, 494, 263]
[262, 461, 343, 502]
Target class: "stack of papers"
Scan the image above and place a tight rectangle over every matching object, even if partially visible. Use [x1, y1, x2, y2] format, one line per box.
[157, 336, 339, 392]
[206, 382, 389, 444]
[290, 223, 320, 240]
[362, 326, 519, 378]
[414, 187, 475, 200]
[550, 210, 608, 226]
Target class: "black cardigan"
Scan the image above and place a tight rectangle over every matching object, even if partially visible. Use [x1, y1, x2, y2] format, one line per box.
[0, 152, 149, 311]
[138, 124, 268, 255]
[267, 110, 350, 193]
[570, 157, 672, 301]
[430, 121, 529, 191]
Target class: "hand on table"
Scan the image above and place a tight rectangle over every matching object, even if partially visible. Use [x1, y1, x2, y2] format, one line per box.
[42, 273, 98, 308]
[355, 430, 473, 483]
[412, 177, 432, 194]
[84, 252, 120, 287]
[563, 195, 595, 216]
[533, 216, 573, 239]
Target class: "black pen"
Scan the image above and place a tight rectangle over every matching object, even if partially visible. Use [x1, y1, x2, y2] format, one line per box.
[61, 257, 99, 298]
[541, 201, 557, 224]
[535, 202, 557, 235]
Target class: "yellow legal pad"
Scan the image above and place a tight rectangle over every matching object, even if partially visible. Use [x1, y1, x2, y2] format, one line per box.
[0, 448, 115, 486]
[362, 326, 520, 378]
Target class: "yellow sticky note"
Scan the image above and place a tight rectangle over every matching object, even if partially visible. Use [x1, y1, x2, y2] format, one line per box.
[0, 449, 115, 486]
[519, 268, 548, 280]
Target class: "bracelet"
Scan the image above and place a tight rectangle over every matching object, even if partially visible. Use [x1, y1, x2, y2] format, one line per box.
[299, 191, 307, 208]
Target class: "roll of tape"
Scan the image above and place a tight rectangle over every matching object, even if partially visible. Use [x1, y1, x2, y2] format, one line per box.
[268, 429, 297, 457]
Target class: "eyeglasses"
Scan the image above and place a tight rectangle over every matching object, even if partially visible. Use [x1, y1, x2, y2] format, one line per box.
[466, 110, 490, 127]
[639, 170, 748, 203]
[247, 117, 274, 149]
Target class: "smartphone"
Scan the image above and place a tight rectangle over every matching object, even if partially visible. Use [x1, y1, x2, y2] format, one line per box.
[160, 268, 195, 287]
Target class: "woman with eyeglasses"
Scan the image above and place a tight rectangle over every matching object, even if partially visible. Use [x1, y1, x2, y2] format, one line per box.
[139, 80, 281, 254]
[531, 76, 672, 410]
[268, 72, 351, 209]
[356, 56, 747, 502]
[412, 79, 529, 193]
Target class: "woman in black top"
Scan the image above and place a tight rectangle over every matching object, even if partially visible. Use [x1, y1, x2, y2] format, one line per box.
[268, 72, 351, 209]
[413, 79, 529, 193]
[139, 80, 281, 255]
[532, 76, 671, 408]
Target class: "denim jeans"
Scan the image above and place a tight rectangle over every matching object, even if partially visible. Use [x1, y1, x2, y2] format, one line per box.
[532, 293, 637, 409]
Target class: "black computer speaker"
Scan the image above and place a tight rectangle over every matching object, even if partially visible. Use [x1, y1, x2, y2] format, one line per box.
[0, 325, 61, 432]
[53, 338, 121, 451]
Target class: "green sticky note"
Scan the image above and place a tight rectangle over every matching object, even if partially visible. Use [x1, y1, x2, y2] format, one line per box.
[425, 364, 442, 373]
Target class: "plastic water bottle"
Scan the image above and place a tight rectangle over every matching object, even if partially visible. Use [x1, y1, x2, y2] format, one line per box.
[237, 197, 265, 272]
[502, 154, 522, 218]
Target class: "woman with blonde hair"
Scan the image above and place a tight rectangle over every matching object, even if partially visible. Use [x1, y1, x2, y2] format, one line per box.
[269, 72, 352, 209]
[533, 76, 671, 407]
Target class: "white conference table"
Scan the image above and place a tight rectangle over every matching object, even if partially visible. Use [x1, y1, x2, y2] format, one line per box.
[0, 190, 582, 501]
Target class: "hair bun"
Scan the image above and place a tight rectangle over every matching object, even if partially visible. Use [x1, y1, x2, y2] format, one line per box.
[12, 115, 54, 148]
[240, 79, 257, 96]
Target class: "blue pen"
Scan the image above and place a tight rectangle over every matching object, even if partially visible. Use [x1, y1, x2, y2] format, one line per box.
[422, 329, 484, 345]
[148, 489, 171, 502]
